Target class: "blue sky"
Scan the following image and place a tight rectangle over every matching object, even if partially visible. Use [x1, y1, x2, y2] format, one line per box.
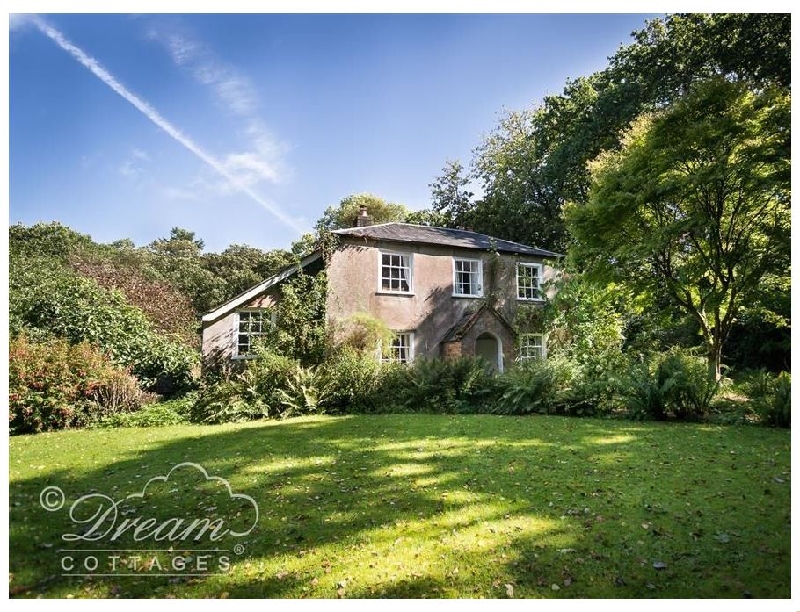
[9, 13, 658, 253]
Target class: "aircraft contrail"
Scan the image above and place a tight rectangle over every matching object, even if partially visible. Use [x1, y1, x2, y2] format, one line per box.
[30, 16, 307, 235]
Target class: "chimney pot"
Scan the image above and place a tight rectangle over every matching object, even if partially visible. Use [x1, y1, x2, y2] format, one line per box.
[355, 206, 373, 227]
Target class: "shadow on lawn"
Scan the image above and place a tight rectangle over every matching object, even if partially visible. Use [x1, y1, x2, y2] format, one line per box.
[8, 415, 791, 599]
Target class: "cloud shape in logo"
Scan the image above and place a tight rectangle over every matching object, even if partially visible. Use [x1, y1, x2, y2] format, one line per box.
[124, 462, 259, 537]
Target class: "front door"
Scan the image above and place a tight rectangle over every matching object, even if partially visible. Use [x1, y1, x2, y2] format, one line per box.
[475, 332, 501, 372]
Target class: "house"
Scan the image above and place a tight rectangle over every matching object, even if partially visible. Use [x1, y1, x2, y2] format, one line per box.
[201, 211, 559, 371]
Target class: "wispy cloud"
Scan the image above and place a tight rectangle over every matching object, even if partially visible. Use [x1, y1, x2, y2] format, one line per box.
[28, 15, 305, 234]
[131, 147, 150, 161]
[147, 26, 289, 190]
[160, 185, 199, 201]
[119, 148, 150, 180]
[159, 30, 259, 117]
[9, 13, 36, 32]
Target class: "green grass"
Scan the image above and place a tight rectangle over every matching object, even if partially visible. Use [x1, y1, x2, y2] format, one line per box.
[9, 415, 790, 598]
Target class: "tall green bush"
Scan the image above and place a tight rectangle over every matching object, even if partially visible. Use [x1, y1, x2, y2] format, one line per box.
[317, 347, 387, 413]
[191, 348, 338, 423]
[747, 370, 791, 427]
[622, 349, 720, 420]
[11, 257, 196, 394]
[392, 357, 500, 413]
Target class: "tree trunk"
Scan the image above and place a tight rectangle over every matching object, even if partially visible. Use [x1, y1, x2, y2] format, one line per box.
[707, 341, 723, 382]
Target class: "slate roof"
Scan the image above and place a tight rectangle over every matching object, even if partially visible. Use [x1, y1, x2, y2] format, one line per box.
[333, 223, 560, 258]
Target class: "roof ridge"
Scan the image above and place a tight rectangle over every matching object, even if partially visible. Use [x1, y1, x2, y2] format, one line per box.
[333, 221, 400, 233]
[333, 221, 560, 257]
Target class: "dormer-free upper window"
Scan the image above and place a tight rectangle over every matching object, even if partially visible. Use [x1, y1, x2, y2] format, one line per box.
[380, 252, 413, 293]
[517, 262, 543, 301]
[453, 258, 483, 297]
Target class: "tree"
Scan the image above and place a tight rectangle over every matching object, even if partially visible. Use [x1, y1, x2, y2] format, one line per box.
[567, 78, 790, 380]
[315, 193, 411, 232]
[403, 209, 447, 227]
[429, 160, 474, 228]
[9, 221, 96, 260]
[429, 14, 790, 254]
[202, 244, 293, 301]
[147, 227, 205, 258]
[146, 228, 224, 313]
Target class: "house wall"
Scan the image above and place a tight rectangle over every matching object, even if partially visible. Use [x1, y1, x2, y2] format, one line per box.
[325, 239, 556, 360]
[201, 291, 280, 362]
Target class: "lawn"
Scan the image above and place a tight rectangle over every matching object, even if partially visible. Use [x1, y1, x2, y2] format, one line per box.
[8, 415, 790, 598]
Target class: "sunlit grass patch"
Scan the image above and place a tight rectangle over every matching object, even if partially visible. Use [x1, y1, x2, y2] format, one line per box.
[9, 414, 790, 598]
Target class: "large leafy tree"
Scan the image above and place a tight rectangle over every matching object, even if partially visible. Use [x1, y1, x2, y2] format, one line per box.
[145, 227, 227, 313]
[202, 244, 293, 300]
[429, 159, 474, 228]
[567, 79, 790, 380]
[429, 13, 789, 255]
[315, 193, 411, 232]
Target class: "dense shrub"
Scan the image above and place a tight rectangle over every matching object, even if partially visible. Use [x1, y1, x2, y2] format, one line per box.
[657, 350, 719, 419]
[334, 313, 396, 357]
[494, 358, 569, 415]
[746, 370, 791, 427]
[390, 357, 500, 413]
[98, 396, 194, 428]
[9, 335, 145, 434]
[10, 258, 197, 394]
[275, 362, 329, 417]
[537, 272, 631, 415]
[493, 353, 627, 417]
[271, 272, 329, 365]
[191, 349, 327, 423]
[623, 349, 720, 420]
[622, 359, 669, 420]
[190, 375, 263, 424]
[70, 253, 198, 348]
[317, 347, 386, 413]
[562, 355, 627, 415]
[193, 351, 502, 422]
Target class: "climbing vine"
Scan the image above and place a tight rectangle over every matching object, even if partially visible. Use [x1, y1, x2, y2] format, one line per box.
[482, 239, 503, 309]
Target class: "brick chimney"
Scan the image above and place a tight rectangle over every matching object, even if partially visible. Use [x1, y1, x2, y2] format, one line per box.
[355, 205, 373, 227]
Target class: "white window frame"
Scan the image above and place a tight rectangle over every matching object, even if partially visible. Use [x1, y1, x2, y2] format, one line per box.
[516, 262, 544, 301]
[381, 331, 415, 364]
[378, 251, 414, 294]
[452, 257, 483, 298]
[234, 308, 275, 358]
[516, 333, 546, 362]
